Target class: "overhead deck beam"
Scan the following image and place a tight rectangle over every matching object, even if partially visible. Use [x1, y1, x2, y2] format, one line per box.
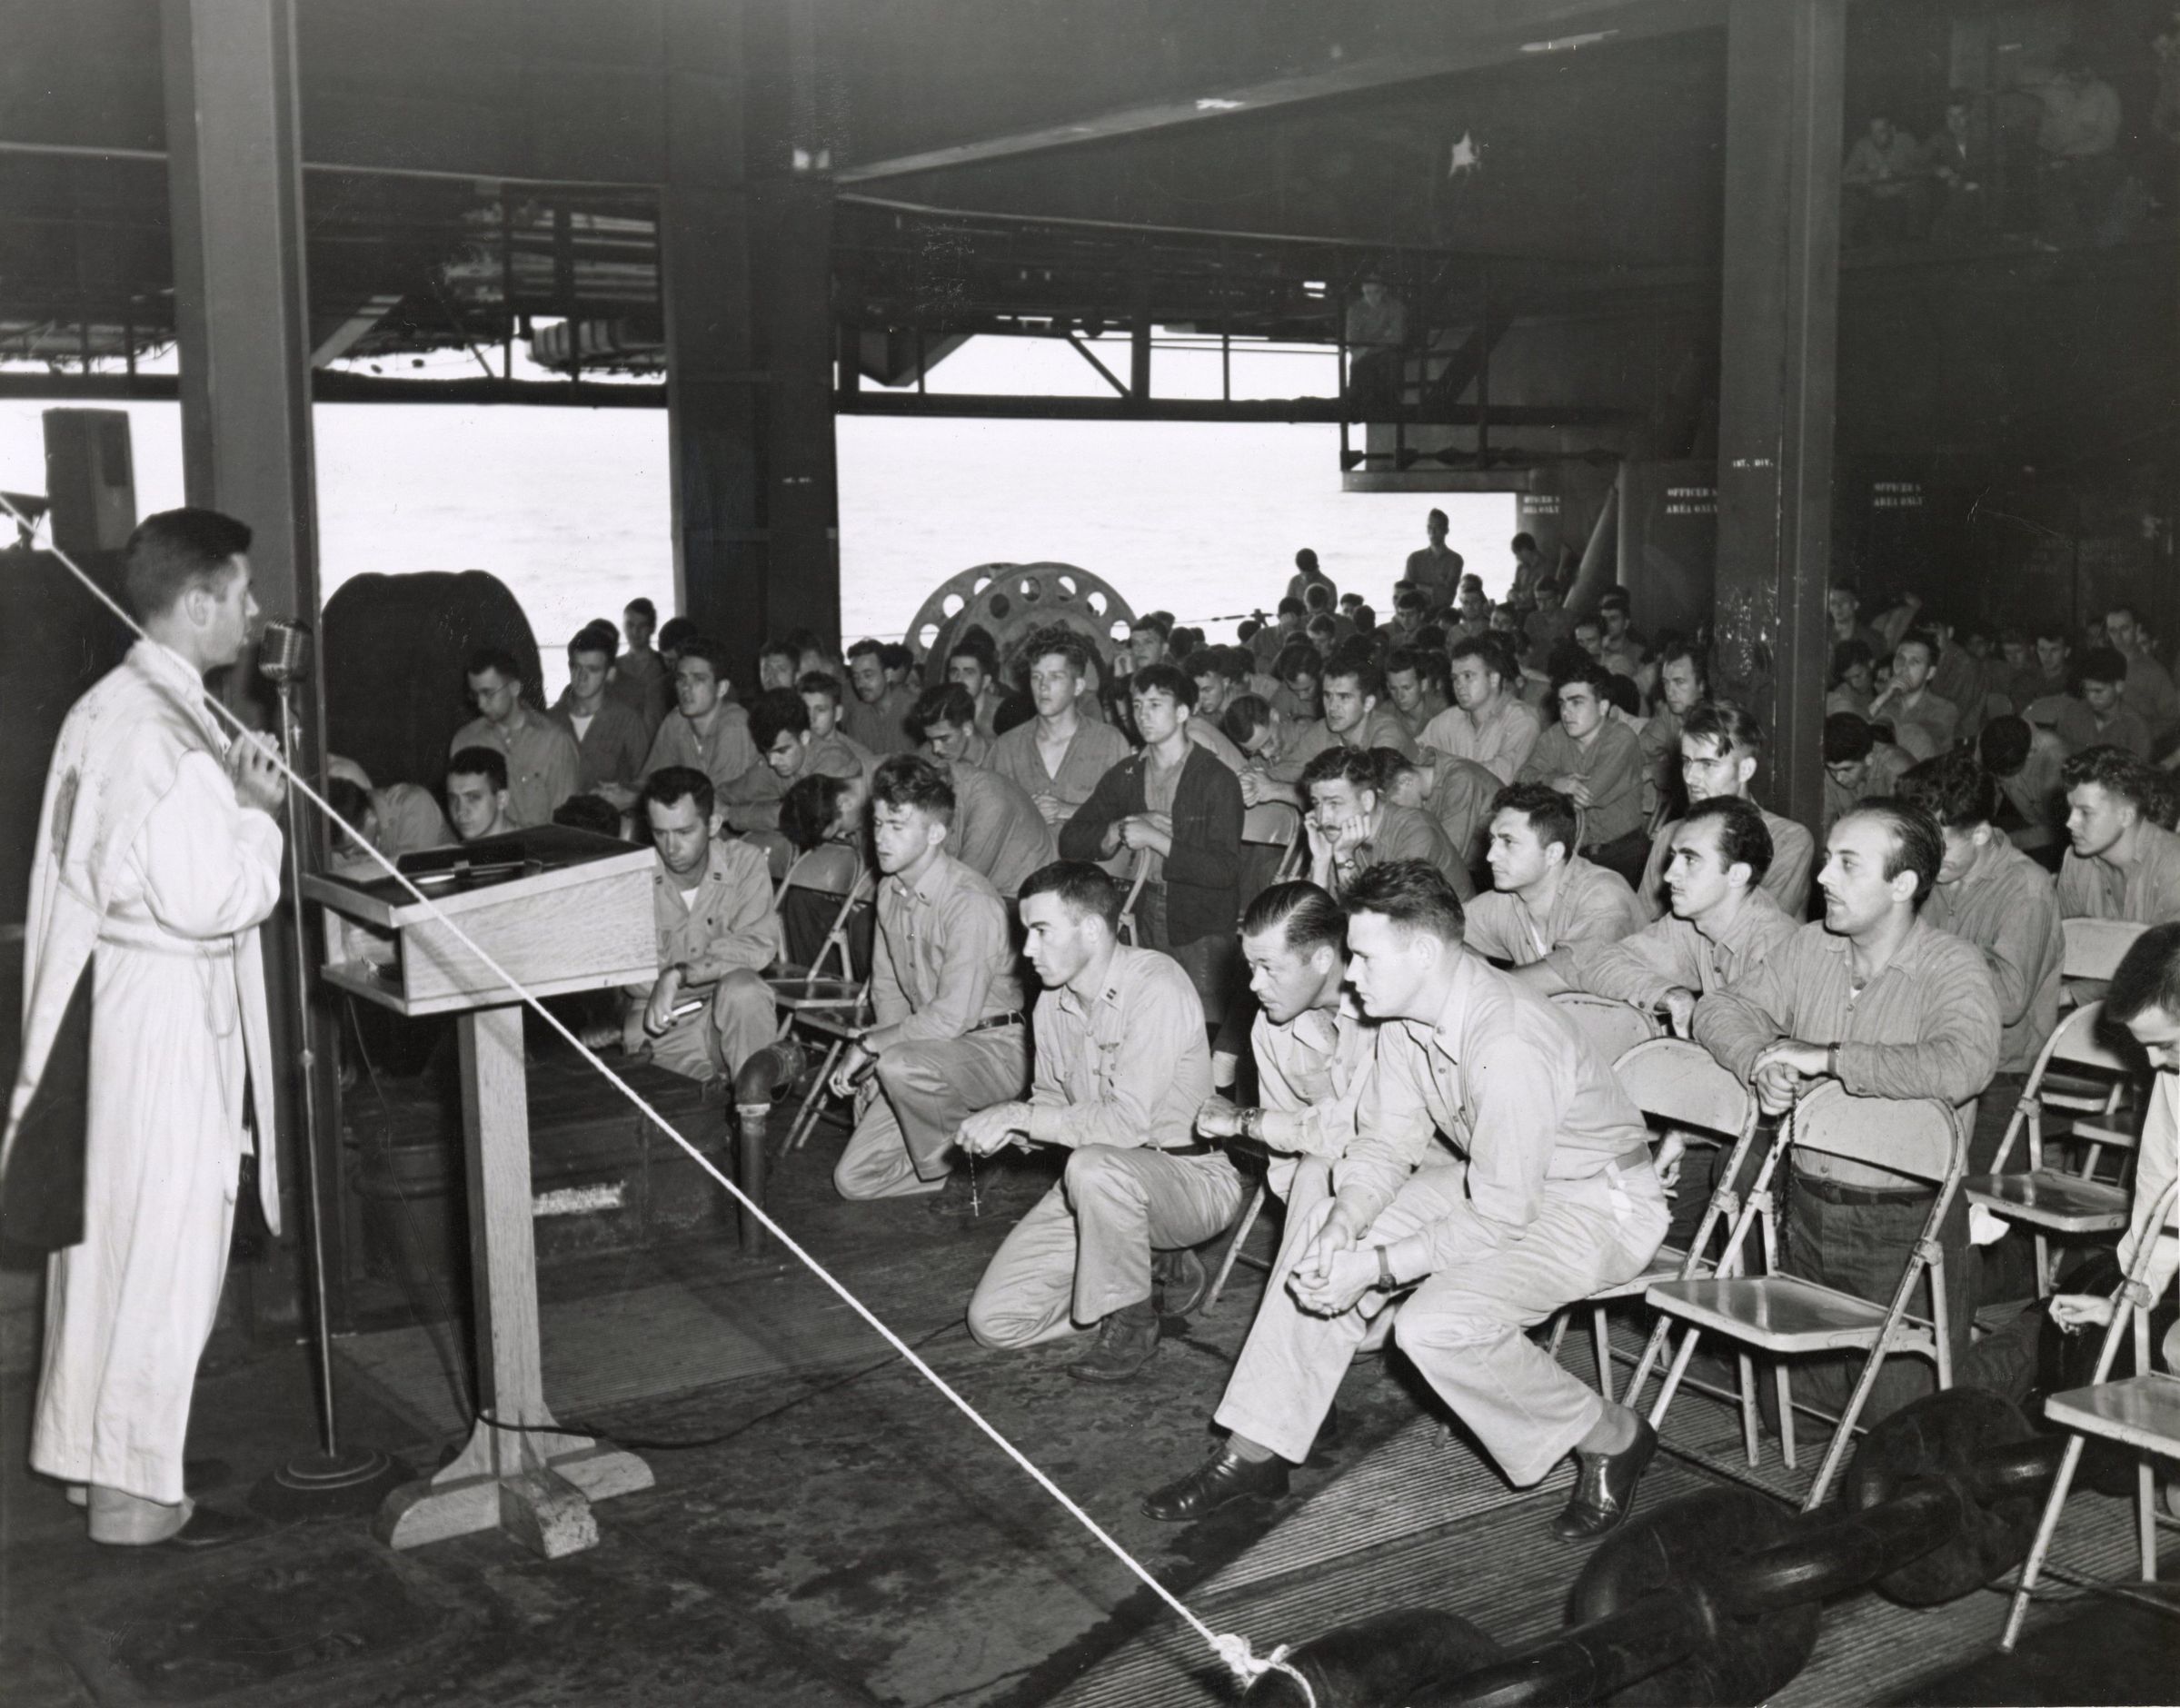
[1710, 0, 1843, 832]
[839, 0, 1722, 184]
[838, 393, 1627, 427]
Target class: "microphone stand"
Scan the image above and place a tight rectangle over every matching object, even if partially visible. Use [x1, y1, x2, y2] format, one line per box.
[251, 624, 409, 1519]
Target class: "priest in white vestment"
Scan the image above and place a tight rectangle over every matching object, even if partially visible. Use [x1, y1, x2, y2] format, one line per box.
[4, 508, 286, 1547]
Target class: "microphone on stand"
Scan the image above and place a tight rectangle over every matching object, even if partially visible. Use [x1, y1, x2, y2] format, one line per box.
[248, 610, 412, 1516]
[259, 618, 312, 688]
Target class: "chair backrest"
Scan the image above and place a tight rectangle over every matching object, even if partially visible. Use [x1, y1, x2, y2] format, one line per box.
[1241, 799, 1302, 849]
[1613, 1037, 1754, 1142]
[2042, 998, 2141, 1077]
[1787, 1080, 1958, 1186]
[2063, 918, 2146, 982]
[1552, 991, 1661, 1066]
[780, 843, 865, 901]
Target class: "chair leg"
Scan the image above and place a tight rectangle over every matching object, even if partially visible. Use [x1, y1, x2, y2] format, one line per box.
[2002, 1435, 2087, 1651]
[1647, 1326, 1702, 1430]
[1625, 1319, 1676, 1408]
[2142, 1461, 2159, 1583]
[1548, 1315, 1570, 1360]
[1738, 1352, 1761, 1467]
[1804, 1347, 1884, 1512]
[1777, 1364, 1797, 1470]
[1592, 1306, 1614, 1404]
[781, 1038, 845, 1155]
[1204, 1184, 1266, 1313]
[2034, 1232, 2053, 1298]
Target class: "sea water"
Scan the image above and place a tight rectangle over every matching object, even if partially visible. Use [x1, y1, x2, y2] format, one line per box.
[2, 342, 1513, 700]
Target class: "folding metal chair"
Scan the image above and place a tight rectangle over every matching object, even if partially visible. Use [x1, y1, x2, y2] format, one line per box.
[1205, 1177, 1270, 1312]
[1966, 999, 2146, 1296]
[1549, 1038, 1759, 1405]
[766, 853, 876, 1155]
[1551, 991, 1661, 1068]
[2063, 918, 2149, 985]
[1645, 1079, 1964, 1509]
[2000, 1178, 2180, 1651]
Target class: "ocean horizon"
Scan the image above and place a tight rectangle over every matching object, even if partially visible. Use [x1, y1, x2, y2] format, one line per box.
[3, 339, 1515, 700]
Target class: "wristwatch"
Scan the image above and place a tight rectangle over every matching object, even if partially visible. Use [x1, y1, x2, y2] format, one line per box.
[1374, 1245, 1395, 1291]
[1239, 1107, 1264, 1142]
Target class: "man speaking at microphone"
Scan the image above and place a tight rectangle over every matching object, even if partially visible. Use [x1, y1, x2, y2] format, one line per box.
[5, 508, 286, 1548]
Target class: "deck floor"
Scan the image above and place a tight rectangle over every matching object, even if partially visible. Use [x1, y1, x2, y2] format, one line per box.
[3, 1048, 2175, 1706]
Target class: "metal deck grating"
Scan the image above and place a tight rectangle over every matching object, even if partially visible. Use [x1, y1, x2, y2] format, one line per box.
[1052, 1318, 2164, 1707]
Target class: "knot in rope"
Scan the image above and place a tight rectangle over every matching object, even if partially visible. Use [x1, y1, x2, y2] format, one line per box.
[1212, 1633, 1317, 1706]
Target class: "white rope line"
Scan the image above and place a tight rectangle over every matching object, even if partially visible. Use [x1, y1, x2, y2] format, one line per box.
[3, 493, 1315, 1706]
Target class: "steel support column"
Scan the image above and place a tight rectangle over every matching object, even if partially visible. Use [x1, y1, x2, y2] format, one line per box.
[160, 0, 337, 1325]
[662, 1, 838, 681]
[662, 2, 762, 662]
[1711, 0, 1843, 832]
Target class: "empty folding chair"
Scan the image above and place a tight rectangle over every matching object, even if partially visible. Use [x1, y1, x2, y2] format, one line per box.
[2000, 1178, 2180, 1651]
[1966, 999, 2146, 1296]
[1645, 1080, 1963, 1509]
[1549, 1038, 1759, 1405]
[766, 854, 876, 1155]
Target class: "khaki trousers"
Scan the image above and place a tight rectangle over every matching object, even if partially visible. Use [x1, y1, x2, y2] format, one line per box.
[967, 1147, 1245, 1348]
[646, 968, 775, 1084]
[1216, 1159, 1667, 1485]
[832, 1027, 1031, 1200]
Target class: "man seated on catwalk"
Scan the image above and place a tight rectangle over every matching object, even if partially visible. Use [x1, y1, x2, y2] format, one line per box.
[1299, 745, 1472, 902]
[609, 766, 781, 1093]
[1694, 800, 2000, 1423]
[1141, 861, 1669, 1535]
[961, 861, 1243, 1382]
[1630, 700, 1816, 920]
[1194, 881, 1372, 1216]
[1463, 782, 1645, 966]
[829, 756, 1032, 1204]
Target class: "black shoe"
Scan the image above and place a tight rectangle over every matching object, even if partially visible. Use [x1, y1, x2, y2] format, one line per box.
[150, 1504, 268, 1553]
[1141, 1445, 1290, 1521]
[1152, 1247, 1210, 1319]
[1069, 1306, 1160, 1383]
[1553, 1416, 1657, 1541]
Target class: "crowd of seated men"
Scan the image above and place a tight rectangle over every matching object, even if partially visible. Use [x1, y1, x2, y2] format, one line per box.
[322, 520, 2180, 1546]
[1837, 31, 2175, 253]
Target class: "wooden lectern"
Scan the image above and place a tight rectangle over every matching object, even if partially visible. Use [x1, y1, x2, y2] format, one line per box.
[305, 826, 660, 1557]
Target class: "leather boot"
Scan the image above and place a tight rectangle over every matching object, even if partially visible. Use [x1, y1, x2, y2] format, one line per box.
[1069, 1301, 1160, 1383]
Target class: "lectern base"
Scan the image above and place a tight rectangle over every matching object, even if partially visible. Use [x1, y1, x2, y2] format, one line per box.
[373, 1426, 652, 1558]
